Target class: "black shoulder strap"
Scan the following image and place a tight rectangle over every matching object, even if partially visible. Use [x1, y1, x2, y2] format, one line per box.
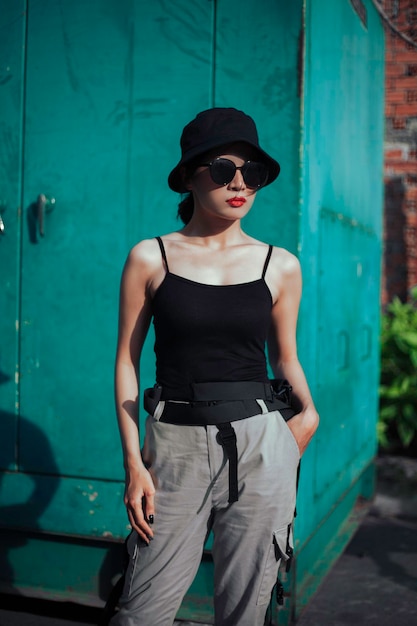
[155, 236, 169, 273]
[262, 245, 273, 279]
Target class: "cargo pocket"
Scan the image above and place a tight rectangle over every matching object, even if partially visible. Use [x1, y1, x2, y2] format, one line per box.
[277, 411, 301, 461]
[256, 523, 294, 606]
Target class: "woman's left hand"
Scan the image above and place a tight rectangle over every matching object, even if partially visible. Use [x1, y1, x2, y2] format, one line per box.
[286, 408, 319, 456]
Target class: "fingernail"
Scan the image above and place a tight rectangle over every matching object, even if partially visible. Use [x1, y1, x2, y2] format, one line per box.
[148, 515, 154, 524]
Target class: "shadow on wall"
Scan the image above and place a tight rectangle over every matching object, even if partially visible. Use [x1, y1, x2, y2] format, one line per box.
[0, 368, 60, 594]
[383, 177, 407, 304]
[0, 366, 126, 605]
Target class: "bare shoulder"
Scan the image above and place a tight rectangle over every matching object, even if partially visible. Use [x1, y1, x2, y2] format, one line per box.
[128, 238, 159, 262]
[270, 246, 301, 278]
[263, 245, 301, 303]
[124, 237, 164, 274]
[123, 236, 175, 294]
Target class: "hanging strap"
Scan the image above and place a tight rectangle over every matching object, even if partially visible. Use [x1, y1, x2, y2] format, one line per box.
[262, 244, 273, 279]
[98, 575, 125, 625]
[98, 535, 130, 625]
[216, 422, 239, 503]
[155, 236, 169, 272]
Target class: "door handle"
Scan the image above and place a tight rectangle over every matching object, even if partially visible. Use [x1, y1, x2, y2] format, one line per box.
[36, 194, 55, 237]
[0, 203, 6, 235]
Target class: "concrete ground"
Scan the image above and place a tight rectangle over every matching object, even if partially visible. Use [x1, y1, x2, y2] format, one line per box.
[296, 455, 417, 626]
[0, 455, 416, 626]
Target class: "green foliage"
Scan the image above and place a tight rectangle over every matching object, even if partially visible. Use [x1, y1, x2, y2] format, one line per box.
[379, 287, 417, 452]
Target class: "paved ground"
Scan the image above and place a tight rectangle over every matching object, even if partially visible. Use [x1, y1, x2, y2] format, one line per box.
[0, 455, 416, 626]
[296, 455, 417, 626]
[296, 514, 417, 625]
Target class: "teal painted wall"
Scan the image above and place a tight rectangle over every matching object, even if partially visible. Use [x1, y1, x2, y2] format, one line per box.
[295, 0, 385, 612]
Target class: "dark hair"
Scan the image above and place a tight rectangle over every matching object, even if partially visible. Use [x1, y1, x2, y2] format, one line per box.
[178, 193, 194, 225]
[176, 160, 198, 225]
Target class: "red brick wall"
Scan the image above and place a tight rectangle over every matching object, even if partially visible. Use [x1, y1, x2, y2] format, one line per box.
[382, 0, 417, 305]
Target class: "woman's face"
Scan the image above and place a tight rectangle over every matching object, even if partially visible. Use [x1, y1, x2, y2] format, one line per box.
[186, 142, 266, 222]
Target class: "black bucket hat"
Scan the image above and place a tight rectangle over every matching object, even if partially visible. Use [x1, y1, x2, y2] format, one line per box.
[168, 107, 280, 193]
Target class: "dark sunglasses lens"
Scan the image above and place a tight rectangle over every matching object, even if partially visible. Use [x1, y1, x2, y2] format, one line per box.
[209, 159, 236, 185]
[208, 158, 269, 188]
[243, 162, 269, 188]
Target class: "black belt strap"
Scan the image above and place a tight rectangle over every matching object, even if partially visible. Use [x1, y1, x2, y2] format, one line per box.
[216, 423, 239, 504]
[161, 380, 274, 403]
[160, 399, 263, 425]
[144, 381, 295, 423]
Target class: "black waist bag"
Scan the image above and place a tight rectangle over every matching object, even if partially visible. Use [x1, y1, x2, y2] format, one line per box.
[143, 379, 295, 423]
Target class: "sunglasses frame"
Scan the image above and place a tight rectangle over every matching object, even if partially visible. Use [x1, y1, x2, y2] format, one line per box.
[199, 157, 269, 189]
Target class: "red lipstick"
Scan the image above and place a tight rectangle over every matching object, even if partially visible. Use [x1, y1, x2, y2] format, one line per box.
[227, 197, 246, 207]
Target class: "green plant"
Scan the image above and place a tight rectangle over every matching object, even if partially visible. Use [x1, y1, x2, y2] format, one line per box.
[379, 287, 417, 452]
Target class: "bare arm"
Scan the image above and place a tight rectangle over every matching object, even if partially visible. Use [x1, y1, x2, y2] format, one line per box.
[267, 251, 319, 455]
[115, 240, 159, 542]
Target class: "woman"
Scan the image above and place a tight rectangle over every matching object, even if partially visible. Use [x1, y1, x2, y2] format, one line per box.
[111, 107, 319, 626]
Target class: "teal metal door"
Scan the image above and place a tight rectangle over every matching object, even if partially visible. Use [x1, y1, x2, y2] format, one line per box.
[294, 0, 384, 615]
[1, 0, 216, 540]
[315, 210, 380, 500]
[3, 0, 133, 539]
[0, 0, 217, 605]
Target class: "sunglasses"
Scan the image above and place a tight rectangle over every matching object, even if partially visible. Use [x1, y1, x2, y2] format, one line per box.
[199, 158, 269, 189]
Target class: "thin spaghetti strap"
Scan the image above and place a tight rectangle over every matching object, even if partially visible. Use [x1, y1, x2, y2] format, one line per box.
[156, 236, 170, 273]
[261, 245, 273, 279]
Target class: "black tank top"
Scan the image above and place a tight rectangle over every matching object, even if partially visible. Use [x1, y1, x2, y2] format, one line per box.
[151, 237, 273, 399]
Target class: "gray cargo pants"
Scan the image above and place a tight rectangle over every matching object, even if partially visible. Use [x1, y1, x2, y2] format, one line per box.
[110, 402, 300, 626]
